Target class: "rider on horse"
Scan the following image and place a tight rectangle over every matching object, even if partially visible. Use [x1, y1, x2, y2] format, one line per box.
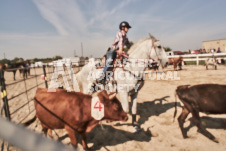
[97, 21, 132, 85]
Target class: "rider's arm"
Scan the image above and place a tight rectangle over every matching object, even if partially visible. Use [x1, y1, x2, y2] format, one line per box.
[125, 35, 131, 49]
[117, 32, 124, 55]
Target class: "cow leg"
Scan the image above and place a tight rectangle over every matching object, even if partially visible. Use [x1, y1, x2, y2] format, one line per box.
[39, 122, 54, 138]
[178, 106, 190, 138]
[65, 126, 78, 148]
[41, 127, 48, 136]
[47, 129, 53, 138]
[80, 132, 89, 150]
[191, 109, 218, 142]
[179, 62, 182, 70]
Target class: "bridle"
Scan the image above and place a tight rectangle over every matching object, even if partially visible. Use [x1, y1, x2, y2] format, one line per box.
[149, 40, 164, 68]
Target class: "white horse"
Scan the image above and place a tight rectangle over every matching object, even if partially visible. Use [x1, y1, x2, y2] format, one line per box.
[205, 57, 217, 70]
[74, 36, 168, 131]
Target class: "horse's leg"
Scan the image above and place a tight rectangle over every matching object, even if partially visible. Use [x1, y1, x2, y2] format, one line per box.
[19, 69, 21, 77]
[13, 70, 16, 80]
[23, 69, 25, 79]
[25, 70, 28, 78]
[130, 92, 141, 132]
[118, 92, 129, 113]
[131, 92, 138, 126]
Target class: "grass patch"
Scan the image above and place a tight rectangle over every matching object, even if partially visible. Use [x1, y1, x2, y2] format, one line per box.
[184, 60, 205, 65]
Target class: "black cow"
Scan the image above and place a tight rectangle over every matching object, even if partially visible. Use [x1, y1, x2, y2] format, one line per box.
[174, 84, 226, 143]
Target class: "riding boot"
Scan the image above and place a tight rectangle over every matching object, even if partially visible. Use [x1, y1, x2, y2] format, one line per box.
[96, 71, 106, 85]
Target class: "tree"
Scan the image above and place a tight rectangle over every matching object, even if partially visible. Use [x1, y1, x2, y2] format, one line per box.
[11, 57, 20, 63]
[164, 47, 172, 52]
[0, 59, 10, 64]
[124, 41, 134, 53]
[33, 58, 39, 62]
[52, 55, 62, 60]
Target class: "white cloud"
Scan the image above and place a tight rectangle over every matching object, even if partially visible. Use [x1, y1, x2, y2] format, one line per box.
[33, 0, 87, 36]
[1, 0, 226, 59]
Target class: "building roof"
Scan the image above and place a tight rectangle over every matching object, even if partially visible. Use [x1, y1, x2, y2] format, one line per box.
[203, 38, 226, 42]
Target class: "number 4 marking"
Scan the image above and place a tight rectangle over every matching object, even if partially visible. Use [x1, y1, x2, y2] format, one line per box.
[94, 101, 102, 111]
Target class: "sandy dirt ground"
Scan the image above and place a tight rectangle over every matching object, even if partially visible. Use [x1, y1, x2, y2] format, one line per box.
[1, 65, 226, 151]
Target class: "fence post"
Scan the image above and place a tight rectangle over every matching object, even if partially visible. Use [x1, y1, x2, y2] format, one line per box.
[42, 65, 48, 88]
[0, 69, 11, 120]
[196, 55, 199, 65]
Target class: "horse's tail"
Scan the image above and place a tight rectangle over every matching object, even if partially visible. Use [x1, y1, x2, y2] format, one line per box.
[22, 115, 37, 127]
[173, 91, 178, 122]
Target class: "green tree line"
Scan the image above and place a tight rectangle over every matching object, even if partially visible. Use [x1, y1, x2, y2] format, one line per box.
[0, 55, 63, 64]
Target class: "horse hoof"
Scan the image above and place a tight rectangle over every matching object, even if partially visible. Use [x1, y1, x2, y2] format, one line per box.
[133, 125, 141, 133]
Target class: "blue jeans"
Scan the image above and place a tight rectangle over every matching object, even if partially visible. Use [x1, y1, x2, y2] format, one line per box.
[101, 49, 117, 79]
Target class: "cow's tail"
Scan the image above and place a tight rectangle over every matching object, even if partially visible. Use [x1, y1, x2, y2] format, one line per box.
[173, 91, 178, 122]
[22, 115, 36, 127]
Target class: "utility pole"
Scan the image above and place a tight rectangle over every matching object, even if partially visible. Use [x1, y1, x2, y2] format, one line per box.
[81, 42, 83, 57]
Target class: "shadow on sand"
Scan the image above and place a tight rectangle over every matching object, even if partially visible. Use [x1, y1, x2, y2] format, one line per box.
[184, 116, 226, 133]
[57, 124, 152, 150]
[136, 96, 176, 125]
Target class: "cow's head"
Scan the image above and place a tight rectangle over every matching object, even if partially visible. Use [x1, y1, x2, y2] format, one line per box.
[176, 85, 190, 99]
[97, 90, 128, 121]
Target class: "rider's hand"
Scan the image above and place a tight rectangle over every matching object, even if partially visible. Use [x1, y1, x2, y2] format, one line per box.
[117, 48, 123, 56]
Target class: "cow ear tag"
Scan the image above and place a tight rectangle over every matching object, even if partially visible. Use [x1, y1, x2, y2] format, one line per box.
[91, 96, 104, 120]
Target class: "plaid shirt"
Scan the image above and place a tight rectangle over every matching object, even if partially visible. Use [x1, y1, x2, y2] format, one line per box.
[112, 30, 131, 50]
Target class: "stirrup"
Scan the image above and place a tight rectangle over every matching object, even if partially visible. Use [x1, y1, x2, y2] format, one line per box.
[96, 78, 106, 85]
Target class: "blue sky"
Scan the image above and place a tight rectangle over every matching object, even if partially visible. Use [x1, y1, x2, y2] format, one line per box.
[0, 0, 226, 59]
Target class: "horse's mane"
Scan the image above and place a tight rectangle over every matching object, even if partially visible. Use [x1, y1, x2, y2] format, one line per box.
[127, 34, 157, 55]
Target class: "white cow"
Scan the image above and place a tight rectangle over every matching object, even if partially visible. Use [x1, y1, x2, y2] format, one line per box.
[205, 57, 217, 70]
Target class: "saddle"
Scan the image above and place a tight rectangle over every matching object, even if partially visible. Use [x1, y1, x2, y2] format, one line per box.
[94, 55, 128, 88]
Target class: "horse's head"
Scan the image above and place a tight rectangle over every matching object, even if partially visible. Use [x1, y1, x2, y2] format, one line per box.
[127, 36, 168, 68]
[150, 40, 168, 68]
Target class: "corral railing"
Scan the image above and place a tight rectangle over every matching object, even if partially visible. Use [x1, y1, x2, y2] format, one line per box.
[0, 61, 84, 151]
[0, 117, 77, 151]
[167, 52, 226, 65]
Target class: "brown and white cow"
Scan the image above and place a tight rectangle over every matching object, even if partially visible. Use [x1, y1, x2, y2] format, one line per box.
[168, 56, 183, 71]
[174, 84, 226, 143]
[23, 88, 128, 150]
